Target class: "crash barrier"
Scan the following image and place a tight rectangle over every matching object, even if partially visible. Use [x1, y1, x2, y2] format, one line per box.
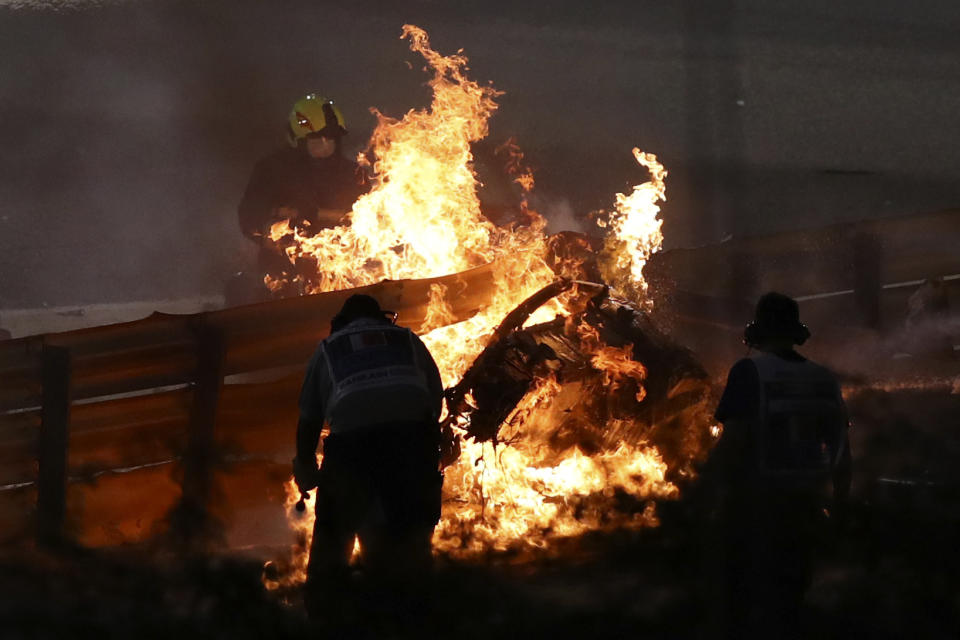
[3, 209, 957, 546]
[0, 263, 496, 546]
[649, 208, 960, 331]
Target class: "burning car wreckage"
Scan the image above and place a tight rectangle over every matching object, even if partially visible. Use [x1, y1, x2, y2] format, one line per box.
[265, 233, 716, 578]
[257, 26, 717, 585]
[435, 245, 717, 545]
[440, 272, 714, 495]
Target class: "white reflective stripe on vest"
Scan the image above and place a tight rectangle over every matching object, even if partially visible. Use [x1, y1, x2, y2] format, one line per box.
[320, 322, 431, 426]
[750, 353, 847, 480]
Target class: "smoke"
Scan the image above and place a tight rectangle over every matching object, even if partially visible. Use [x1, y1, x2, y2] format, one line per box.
[0, 1, 282, 307]
[2, 1, 959, 309]
[535, 195, 587, 235]
[814, 309, 959, 389]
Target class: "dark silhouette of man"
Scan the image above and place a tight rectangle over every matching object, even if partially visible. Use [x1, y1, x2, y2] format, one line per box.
[293, 294, 444, 606]
[707, 291, 851, 638]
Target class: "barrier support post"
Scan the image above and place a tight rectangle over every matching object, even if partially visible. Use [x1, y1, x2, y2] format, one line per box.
[37, 343, 71, 546]
[170, 322, 227, 549]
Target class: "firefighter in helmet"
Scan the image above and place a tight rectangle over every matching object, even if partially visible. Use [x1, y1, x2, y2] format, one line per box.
[293, 294, 444, 601]
[235, 94, 368, 299]
[707, 292, 851, 638]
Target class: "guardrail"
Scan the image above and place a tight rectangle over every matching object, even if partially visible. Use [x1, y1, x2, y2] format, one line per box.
[3, 209, 958, 547]
[0, 263, 496, 546]
[648, 208, 960, 333]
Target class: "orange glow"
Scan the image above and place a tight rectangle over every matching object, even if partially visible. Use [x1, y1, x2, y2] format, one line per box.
[597, 148, 667, 301]
[266, 26, 679, 587]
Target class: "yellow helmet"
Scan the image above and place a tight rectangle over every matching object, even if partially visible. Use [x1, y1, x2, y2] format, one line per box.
[287, 93, 347, 146]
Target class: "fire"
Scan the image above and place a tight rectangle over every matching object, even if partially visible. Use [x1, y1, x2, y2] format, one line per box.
[266, 25, 678, 585]
[434, 373, 677, 555]
[267, 25, 544, 294]
[596, 148, 667, 301]
[262, 477, 314, 591]
[578, 319, 649, 403]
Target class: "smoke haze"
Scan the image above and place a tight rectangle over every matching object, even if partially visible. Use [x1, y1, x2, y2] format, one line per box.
[1, 0, 959, 307]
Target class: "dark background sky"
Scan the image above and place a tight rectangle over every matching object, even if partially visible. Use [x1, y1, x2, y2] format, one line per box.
[1, 0, 958, 307]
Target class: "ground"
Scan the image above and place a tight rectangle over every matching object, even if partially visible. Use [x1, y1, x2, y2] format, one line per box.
[3, 384, 958, 639]
[2, 503, 957, 639]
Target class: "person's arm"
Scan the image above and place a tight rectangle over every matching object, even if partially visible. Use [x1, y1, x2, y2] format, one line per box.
[414, 333, 455, 464]
[833, 395, 853, 502]
[412, 334, 444, 422]
[702, 359, 760, 485]
[347, 162, 371, 204]
[239, 155, 306, 242]
[296, 416, 324, 466]
[293, 349, 327, 491]
[833, 436, 852, 502]
[325, 160, 370, 213]
[238, 158, 279, 240]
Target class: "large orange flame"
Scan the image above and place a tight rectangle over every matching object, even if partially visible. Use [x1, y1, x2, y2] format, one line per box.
[597, 149, 667, 301]
[266, 25, 676, 586]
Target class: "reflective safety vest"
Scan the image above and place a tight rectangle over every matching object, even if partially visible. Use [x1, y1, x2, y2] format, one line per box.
[750, 353, 848, 488]
[320, 321, 433, 432]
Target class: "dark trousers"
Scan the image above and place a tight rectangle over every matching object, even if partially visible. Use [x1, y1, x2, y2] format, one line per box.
[719, 497, 824, 639]
[306, 422, 442, 584]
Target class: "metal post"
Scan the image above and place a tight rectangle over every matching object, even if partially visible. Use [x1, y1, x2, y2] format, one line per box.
[37, 343, 71, 546]
[172, 322, 227, 548]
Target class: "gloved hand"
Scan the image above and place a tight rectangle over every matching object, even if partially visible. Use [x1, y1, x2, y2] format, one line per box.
[292, 456, 321, 493]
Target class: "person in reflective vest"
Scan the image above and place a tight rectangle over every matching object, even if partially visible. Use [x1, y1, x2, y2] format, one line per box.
[293, 294, 444, 589]
[707, 291, 851, 639]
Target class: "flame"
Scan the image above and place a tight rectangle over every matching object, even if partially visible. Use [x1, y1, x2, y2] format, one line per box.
[267, 26, 680, 585]
[577, 319, 648, 403]
[496, 137, 536, 195]
[434, 373, 677, 556]
[263, 477, 315, 591]
[267, 25, 544, 294]
[597, 148, 667, 301]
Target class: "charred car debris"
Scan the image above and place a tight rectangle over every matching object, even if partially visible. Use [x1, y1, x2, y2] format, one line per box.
[440, 234, 715, 481]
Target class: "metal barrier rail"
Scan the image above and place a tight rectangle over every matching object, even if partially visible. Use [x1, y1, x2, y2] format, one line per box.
[0, 262, 497, 545]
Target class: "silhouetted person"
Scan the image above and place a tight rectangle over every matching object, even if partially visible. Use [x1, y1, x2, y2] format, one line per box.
[705, 292, 851, 639]
[293, 294, 444, 616]
[232, 93, 367, 302]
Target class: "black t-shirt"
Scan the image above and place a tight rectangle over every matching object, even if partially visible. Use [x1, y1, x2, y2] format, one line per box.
[711, 350, 812, 493]
[715, 350, 808, 422]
